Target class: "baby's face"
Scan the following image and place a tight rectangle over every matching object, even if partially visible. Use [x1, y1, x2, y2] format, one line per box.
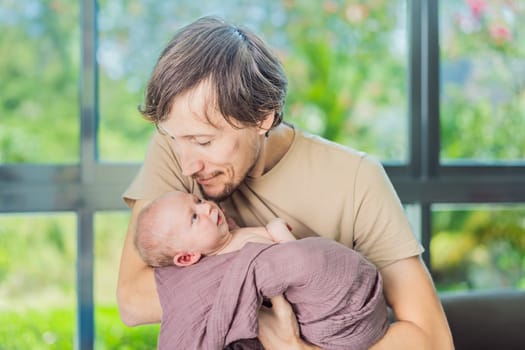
[159, 191, 230, 255]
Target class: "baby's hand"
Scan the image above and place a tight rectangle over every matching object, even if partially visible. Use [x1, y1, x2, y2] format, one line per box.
[266, 218, 289, 232]
[266, 218, 295, 243]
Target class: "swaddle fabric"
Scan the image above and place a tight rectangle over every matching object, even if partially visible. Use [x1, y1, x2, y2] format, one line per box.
[155, 237, 388, 350]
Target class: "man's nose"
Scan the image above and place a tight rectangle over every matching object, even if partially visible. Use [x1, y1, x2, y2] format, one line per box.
[178, 147, 204, 177]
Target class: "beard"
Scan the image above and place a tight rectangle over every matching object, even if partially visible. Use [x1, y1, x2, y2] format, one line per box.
[199, 144, 261, 202]
[199, 181, 235, 202]
[198, 161, 255, 202]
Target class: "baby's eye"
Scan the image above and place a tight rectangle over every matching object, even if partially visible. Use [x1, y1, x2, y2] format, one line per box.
[192, 213, 198, 223]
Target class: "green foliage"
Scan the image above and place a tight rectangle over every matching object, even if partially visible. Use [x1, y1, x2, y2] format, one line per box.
[440, 0, 525, 161]
[0, 1, 80, 164]
[0, 307, 75, 349]
[281, 0, 407, 160]
[95, 306, 159, 350]
[0, 212, 160, 349]
[97, 72, 153, 163]
[94, 212, 131, 305]
[0, 306, 158, 349]
[431, 205, 525, 291]
[1, 0, 523, 162]
[1, 0, 409, 163]
[0, 214, 76, 298]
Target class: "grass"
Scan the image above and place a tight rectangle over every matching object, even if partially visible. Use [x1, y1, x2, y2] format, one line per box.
[0, 305, 159, 349]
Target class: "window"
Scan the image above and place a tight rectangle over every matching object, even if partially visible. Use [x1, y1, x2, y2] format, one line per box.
[96, 0, 408, 162]
[94, 212, 159, 348]
[0, 1, 80, 164]
[440, 0, 525, 163]
[0, 213, 76, 347]
[431, 204, 525, 291]
[1, 0, 524, 348]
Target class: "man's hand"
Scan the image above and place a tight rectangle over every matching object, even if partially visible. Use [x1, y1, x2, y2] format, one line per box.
[258, 295, 320, 350]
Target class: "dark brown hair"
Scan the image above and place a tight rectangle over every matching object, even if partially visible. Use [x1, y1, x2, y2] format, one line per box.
[139, 16, 287, 129]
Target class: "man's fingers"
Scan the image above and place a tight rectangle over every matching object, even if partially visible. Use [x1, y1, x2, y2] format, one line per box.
[268, 295, 294, 316]
[258, 294, 302, 348]
[269, 294, 288, 307]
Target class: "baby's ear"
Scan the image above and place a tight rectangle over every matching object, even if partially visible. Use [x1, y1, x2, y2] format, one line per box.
[173, 252, 202, 267]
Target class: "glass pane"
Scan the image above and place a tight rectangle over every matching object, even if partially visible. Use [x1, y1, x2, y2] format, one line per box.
[440, 0, 525, 163]
[280, 1, 408, 161]
[94, 211, 159, 349]
[431, 204, 525, 292]
[0, 213, 76, 348]
[98, 0, 408, 162]
[0, 1, 80, 164]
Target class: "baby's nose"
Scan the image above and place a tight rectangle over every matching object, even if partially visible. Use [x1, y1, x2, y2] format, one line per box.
[197, 201, 212, 214]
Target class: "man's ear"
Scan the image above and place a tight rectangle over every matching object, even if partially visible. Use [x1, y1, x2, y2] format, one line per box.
[257, 112, 275, 136]
[173, 252, 202, 267]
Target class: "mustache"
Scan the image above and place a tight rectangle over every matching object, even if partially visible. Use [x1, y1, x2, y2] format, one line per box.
[192, 171, 223, 181]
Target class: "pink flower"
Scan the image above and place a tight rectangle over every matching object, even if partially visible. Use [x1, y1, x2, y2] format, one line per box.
[489, 24, 512, 43]
[345, 4, 368, 24]
[323, 0, 339, 14]
[466, 0, 487, 19]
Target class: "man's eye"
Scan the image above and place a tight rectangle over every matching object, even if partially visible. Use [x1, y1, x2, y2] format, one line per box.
[193, 138, 212, 146]
[197, 198, 202, 204]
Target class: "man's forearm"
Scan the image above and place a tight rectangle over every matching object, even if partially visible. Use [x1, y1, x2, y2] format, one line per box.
[117, 199, 162, 326]
[369, 321, 431, 350]
[117, 265, 161, 326]
[379, 257, 454, 350]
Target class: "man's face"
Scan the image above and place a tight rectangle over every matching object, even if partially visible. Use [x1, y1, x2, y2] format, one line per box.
[158, 81, 268, 201]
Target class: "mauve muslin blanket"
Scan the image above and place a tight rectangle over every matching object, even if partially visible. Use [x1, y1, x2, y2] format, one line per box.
[155, 237, 388, 350]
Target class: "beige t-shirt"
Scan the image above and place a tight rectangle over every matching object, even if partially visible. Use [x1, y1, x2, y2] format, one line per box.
[124, 127, 423, 268]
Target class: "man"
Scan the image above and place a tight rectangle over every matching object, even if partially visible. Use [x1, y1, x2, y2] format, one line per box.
[117, 16, 453, 349]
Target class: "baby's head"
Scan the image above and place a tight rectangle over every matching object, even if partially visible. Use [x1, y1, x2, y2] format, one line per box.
[134, 191, 230, 267]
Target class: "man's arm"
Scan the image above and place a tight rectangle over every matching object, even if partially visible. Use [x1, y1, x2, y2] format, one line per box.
[116, 199, 162, 326]
[370, 256, 454, 350]
[258, 255, 454, 350]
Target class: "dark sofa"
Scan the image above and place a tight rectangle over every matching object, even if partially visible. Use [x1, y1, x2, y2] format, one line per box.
[440, 289, 525, 350]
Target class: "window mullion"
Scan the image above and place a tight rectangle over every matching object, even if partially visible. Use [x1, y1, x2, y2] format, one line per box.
[421, 0, 441, 179]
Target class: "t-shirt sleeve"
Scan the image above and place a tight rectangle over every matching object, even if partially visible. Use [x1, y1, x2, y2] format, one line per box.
[122, 131, 194, 207]
[351, 155, 424, 268]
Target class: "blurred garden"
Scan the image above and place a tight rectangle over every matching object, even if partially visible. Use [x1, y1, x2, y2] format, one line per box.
[1, 0, 524, 348]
